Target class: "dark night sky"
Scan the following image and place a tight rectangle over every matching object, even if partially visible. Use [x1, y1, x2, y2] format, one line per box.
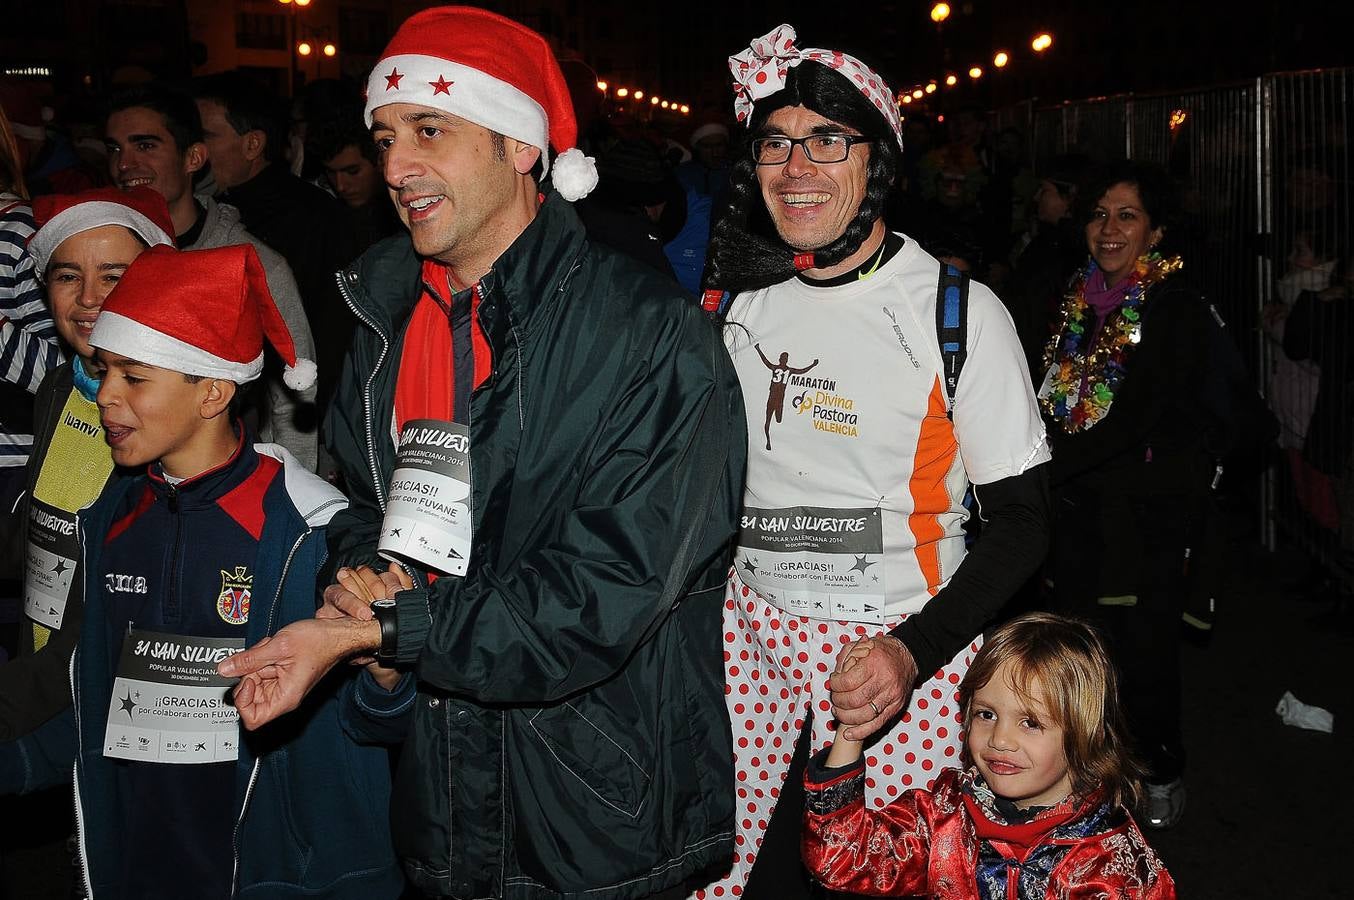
[648, 0, 1354, 114]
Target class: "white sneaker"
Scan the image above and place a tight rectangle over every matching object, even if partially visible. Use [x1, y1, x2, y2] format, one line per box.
[1143, 778, 1186, 829]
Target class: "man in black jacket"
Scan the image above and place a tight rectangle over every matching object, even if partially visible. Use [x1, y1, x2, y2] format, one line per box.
[191, 72, 361, 417]
[219, 8, 745, 899]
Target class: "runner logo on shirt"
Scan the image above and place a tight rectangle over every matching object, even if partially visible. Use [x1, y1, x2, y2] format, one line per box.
[755, 343, 820, 450]
[216, 566, 252, 625]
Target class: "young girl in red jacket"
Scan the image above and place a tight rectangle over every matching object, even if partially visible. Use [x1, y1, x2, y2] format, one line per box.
[802, 612, 1176, 899]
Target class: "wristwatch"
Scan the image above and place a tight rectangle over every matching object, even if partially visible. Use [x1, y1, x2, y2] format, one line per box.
[372, 598, 398, 664]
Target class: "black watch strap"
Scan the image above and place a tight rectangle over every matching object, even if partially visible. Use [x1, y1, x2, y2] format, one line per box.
[373, 600, 398, 663]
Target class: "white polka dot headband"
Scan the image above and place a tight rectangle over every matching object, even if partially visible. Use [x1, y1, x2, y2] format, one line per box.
[728, 24, 903, 152]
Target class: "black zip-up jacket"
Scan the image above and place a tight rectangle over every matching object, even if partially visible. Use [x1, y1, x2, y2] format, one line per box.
[323, 192, 747, 899]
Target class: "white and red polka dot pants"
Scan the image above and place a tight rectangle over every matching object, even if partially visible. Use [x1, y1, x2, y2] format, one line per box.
[691, 570, 980, 899]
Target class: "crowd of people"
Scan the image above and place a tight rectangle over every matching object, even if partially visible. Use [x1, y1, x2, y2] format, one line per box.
[0, 5, 1316, 898]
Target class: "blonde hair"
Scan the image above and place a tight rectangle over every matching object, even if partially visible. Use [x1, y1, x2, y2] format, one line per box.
[959, 612, 1144, 807]
[0, 104, 27, 200]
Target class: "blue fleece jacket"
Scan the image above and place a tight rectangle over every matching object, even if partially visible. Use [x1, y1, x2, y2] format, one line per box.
[0, 438, 412, 899]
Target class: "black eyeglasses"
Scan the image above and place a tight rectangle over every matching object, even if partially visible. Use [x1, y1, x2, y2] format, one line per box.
[751, 133, 872, 166]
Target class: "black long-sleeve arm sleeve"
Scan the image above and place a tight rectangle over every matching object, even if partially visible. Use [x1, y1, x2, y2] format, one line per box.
[888, 461, 1050, 681]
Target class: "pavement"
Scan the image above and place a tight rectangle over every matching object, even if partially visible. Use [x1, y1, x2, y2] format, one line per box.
[2, 508, 1350, 898]
[1145, 533, 1351, 898]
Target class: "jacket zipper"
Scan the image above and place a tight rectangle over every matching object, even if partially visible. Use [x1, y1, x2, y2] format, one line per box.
[165, 483, 181, 622]
[70, 647, 94, 899]
[336, 270, 393, 509]
[451, 286, 482, 884]
[71, 521, 93, 899]
[229, 528, 310, 897]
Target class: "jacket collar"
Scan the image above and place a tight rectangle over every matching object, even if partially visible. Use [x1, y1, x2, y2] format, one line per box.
[146, 424, 256, 509]
[475, 190, 587, 328]
[342, 189, 588, 346]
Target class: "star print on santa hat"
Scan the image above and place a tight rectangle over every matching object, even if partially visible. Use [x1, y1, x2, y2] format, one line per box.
[363, 6, 599, 200]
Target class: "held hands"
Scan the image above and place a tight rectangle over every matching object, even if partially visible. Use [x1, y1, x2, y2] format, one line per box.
[319, 563, 413, 691]
[825, 641, 873, 767]
[828, 634, 918, 743]
[322, 563, 412, 619]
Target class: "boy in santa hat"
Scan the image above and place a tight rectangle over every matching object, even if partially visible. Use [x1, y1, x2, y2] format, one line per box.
[0, 244, 406, 900]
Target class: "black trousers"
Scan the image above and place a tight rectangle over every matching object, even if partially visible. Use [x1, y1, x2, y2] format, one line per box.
[1050, 487, 1188, 782]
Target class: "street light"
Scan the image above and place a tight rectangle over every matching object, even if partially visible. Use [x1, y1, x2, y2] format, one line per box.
[1032, 33, 1053, 52]
[969, 66, 983, 79]
[679, 105, 689, 114]
[616, 87, 629, 98]
[912, 89, 924, 99]
[277, 0, 317, 97]
[650, 96, 659, 105]
[661, 101, 670, 109]
[633, 90, 644, 100]
[993, 51, 1009, 68]
[930, 3, 950, 23]
[925, 82, 937, 94]
[322, 43, 336, 57]
[945, 74, 958, 86]
[901, 95, 913, 105]
[596, 80, 608, 92]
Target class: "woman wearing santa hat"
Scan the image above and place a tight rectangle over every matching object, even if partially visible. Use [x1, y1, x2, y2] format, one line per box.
[0, 186, 174, 741]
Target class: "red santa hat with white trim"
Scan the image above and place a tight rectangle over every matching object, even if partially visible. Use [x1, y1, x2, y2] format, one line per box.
[90, 244, 317, 391]
[30, 186, 176, 279]
[364, 5, 598, 201]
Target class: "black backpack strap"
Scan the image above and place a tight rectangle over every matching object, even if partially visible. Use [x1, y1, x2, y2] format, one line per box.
[935, 263, 970, 418]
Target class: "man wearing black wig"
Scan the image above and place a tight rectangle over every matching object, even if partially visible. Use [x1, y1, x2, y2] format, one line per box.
[693, 26, 1052, 897]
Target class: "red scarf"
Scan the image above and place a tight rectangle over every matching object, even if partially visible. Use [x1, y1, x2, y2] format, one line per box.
[963, 792, 1086, 863]
[394, 259, 492, 432]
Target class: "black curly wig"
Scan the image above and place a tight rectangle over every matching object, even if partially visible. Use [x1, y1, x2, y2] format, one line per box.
[702, 60, 900, 297]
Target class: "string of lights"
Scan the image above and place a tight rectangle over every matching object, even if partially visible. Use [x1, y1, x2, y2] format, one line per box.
[595, 80, 690, 115]
[594, 6, 1054, 121]
[899, 13, 1055, 111]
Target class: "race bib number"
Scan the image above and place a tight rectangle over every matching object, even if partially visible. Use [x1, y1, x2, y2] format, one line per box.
[103, 631, 244, 764]
[24, 498, 79, 630]
[736, 506, 886, 624]
[378, 418, 472, 577]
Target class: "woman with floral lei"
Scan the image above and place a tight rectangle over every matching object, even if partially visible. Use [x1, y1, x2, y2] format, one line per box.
[1037, 159, 1212, 834]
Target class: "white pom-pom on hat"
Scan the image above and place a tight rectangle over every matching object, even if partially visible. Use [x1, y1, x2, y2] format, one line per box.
[283, 358, 317, 392]
[551, 148, 599, 202]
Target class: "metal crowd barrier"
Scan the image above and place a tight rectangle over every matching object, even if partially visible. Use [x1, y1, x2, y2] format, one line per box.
[996, 69, 1354, 587]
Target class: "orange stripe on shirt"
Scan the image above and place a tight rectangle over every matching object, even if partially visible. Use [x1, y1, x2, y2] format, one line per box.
[907, 377, 960, 596]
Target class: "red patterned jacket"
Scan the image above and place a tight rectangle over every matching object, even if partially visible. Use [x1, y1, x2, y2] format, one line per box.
[803, 760, 1175, 899]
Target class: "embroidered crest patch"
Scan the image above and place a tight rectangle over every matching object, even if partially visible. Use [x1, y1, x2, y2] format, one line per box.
[216, 566, 252, 625]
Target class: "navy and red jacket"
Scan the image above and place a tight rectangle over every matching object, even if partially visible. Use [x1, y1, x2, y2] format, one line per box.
[0, 435, 410, 899]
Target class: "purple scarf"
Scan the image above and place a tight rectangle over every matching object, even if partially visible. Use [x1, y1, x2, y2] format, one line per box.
[1083, 266, 1132, 323]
